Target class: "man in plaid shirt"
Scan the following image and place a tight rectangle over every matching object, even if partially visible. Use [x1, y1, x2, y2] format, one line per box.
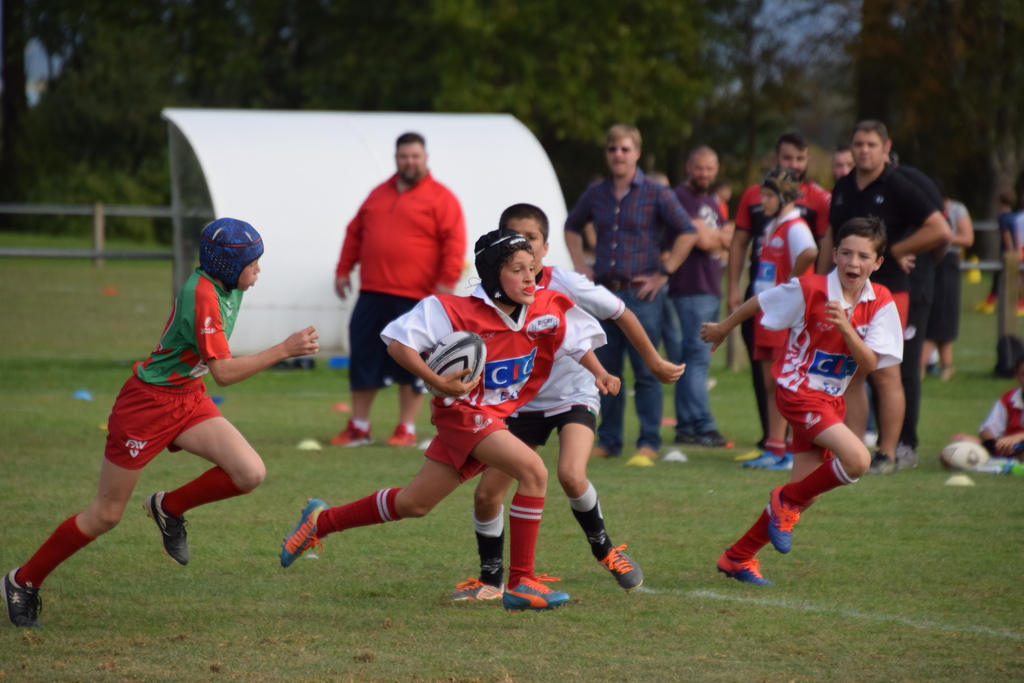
[565, 124, 697, 466]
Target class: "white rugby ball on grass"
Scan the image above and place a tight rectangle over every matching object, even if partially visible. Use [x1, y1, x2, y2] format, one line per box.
[940, 441, 990, 471]
[424, 331, 487, 398]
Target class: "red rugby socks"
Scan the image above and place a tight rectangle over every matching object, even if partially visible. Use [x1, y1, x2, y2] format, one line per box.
[782, 457, 857, 508]
[18, 515, 95, 587]
[726, 510, 771, 562]
[316, 488, 402, 537]
[728, 458, 858, 562]
[161, 466, 245, 517]
[507, 493, 544, 588]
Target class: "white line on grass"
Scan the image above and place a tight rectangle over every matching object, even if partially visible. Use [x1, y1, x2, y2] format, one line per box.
[634, 586, 1023, 640]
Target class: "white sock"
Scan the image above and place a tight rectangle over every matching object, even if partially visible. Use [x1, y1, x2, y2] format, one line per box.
[473, 506, 504, 537]
[568, 481, 602, 517]
[352, 418, 370, 432]
[401, 422, 416, 435]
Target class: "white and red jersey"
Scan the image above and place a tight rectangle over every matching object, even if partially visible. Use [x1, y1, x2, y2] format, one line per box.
[980, 387, 1024, 438]
[753, 209, 816, 295]
[380, 284, 605, 419]
[517, 265, 623, 416]
[759, 270, 903, 398]
[754, 209, 817, 348]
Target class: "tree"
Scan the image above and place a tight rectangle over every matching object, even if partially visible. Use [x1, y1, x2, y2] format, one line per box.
[425, 0, 712, 200]
[1, 0, 29, 203]
[682, 0, 858, 190]
[855, 0, 1024, 216]
[9, 0, 798, 232]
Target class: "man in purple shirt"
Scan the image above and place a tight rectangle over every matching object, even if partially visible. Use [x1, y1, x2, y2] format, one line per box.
[565, 124, 697, 465]
[669, 146, 734, 448]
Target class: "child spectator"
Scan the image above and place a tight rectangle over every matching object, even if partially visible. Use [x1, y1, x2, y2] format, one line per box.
[977, 189, 1022, 314]
[711, 180, 733, 222]
[743, 168, 818, 471]
[950, 354, 1024, 472]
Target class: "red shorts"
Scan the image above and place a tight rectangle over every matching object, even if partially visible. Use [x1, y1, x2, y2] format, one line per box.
[104, 375, 222, 470]
[424, 402, 507, 483]
[776, 386, 846, 454]
[891, 290, 909, 330]
[752, 314, 787, 361]
[752, 342, 785, 362]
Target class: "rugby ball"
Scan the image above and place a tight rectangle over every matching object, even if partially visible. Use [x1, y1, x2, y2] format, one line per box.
[940, 440, 990, 471]
[424, 331, 486, 398]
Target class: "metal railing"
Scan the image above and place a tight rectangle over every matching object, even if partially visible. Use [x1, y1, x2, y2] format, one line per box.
[0, 202, 213, 267]
[2, 206, 1018, 339]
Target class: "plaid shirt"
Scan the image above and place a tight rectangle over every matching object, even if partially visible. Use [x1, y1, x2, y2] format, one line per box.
[565, 169, 695, 282]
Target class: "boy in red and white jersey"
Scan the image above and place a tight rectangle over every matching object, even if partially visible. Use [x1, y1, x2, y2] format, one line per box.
[3, 219, 320, 628]
[701, 216, 902, 585]
[948, 354, 1024, 464]
[279, 227, 620, 613]
[447, 204, 684, 602]
[746, 168, 819, 470]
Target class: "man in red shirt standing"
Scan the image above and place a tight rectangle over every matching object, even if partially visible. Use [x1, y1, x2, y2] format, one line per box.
[332, 132, 467, 447]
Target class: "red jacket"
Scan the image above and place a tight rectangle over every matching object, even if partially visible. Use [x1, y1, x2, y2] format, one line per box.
[336, 172, 466, 299]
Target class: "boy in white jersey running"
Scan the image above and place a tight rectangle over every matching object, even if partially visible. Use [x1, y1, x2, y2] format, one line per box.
[701, 217, 902, 585]
[449, 204, 685, 601]
[3, 219, 320, 628]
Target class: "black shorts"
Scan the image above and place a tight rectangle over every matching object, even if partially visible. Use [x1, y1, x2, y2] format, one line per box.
[349, 291, 427, 393]
[506, 405, 597, 446]
[926, 252, 961, 344]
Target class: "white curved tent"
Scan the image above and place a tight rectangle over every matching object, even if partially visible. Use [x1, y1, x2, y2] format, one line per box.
[161, 109, 569, 355]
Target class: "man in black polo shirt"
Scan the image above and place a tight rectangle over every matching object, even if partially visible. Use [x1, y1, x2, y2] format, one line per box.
[889, 158, 946, 469]
[824, 120, 951, 474]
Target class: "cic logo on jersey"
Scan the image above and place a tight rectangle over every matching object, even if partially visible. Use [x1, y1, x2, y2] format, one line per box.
[808, 350, 857, 381]
[484, 348, 538, 391]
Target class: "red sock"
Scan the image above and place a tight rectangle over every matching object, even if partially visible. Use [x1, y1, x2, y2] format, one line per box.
[765, 439, 786, 457]
[727, 510, 770, 562]
[317, 488, 402, 537]
[507, 493, 544, 589]
[782, 457, 856, 507]
[161, 467, 246, 517]
[18, 515, 95, 587]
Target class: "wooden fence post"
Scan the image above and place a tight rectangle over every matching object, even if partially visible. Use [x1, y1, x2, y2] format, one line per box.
[92, 202, 105, 268]
[999, 250, 1020, 338]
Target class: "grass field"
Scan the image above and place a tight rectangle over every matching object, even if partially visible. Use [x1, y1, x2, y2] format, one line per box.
[1, 253, 1023, 682]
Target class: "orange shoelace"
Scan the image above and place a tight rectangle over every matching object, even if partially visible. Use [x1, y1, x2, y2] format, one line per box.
[772, 500, 801, 532]
[600, 545, 634, 573]
[516, 574, 561, 593]
[284, 517, 323, 556]
[453, 578, 486, 591]
[736, 557, 765, 577]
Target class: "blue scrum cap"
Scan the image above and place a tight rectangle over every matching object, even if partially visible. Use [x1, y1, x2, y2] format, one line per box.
[199, 218, 264, 290]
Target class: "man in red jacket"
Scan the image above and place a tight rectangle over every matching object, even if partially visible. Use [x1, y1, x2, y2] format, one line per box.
[333, 132, 467, 447]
